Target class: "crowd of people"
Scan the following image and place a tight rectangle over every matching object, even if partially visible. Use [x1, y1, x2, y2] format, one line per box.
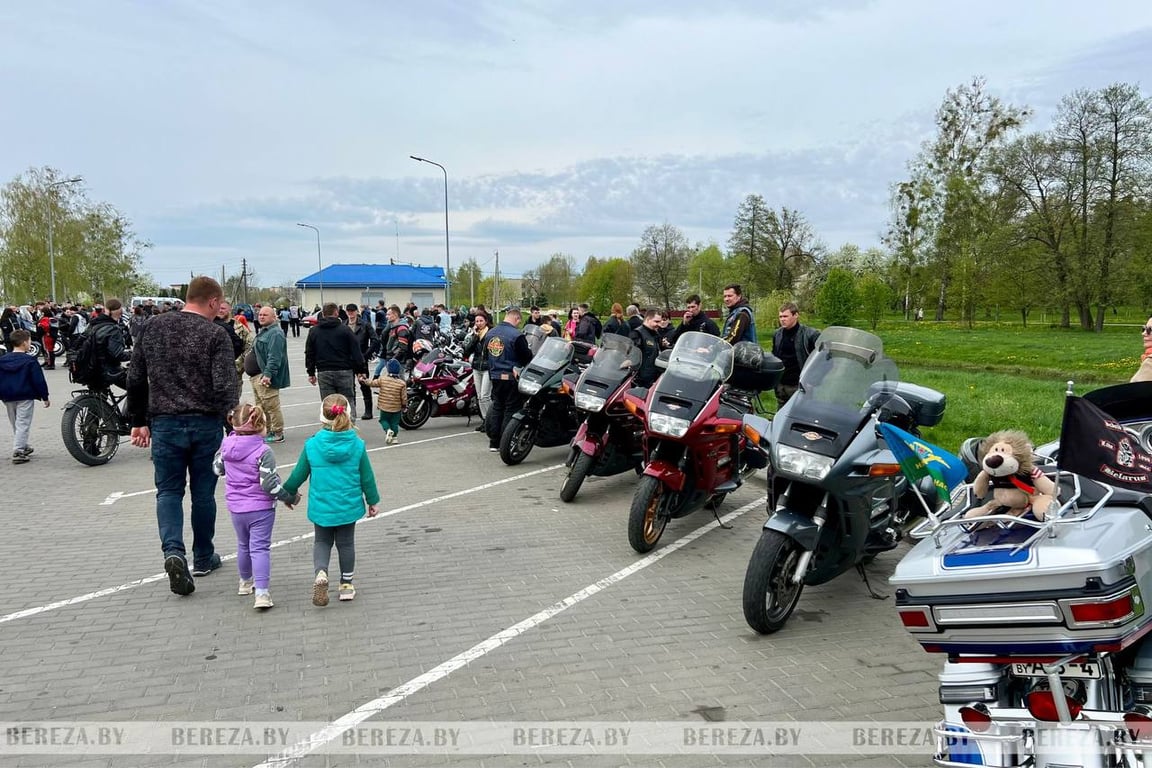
[1, 275, 828, 611]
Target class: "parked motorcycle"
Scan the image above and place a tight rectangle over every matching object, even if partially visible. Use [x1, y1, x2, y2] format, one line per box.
[61, 384, 132, 465]
[623, 331, 781, 553]
[894, 380, 1152, 768]
[560, 334, 644, 502]
[742, 326, 947, 634]
[399, 345, 478, 430]
[498, 334, 588, 466]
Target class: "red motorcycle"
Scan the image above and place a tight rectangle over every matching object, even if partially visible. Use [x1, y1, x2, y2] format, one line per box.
[400, 345, 479, 430]
[623, 332, 781, 553]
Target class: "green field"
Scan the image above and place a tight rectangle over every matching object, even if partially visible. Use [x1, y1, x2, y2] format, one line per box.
[765, 318, 1145, 453]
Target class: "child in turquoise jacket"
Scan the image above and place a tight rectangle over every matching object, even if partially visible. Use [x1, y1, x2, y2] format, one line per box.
[283, 394, 380, 605]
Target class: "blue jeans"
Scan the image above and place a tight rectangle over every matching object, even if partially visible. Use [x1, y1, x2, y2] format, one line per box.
[151, 414, 225, 567]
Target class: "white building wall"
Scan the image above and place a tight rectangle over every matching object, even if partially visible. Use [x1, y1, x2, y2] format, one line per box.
[298, 287, 446, 312]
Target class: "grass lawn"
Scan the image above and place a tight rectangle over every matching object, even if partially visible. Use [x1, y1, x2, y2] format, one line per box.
[758, 317, 1145, 453]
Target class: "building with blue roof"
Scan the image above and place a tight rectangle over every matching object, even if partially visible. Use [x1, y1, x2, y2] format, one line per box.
[294, 263, 446, 311]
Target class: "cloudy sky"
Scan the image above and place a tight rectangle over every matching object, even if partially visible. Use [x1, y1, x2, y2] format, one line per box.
[2, 1, 1150, 292]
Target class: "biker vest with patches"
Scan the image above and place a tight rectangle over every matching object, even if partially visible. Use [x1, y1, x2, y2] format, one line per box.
[485, 323, 522, 377]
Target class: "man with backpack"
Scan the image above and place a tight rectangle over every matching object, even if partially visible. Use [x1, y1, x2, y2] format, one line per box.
[73, 300, 132, 390]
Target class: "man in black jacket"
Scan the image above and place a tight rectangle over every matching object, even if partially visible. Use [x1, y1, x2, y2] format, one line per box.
[629, 309, 665, 387]
[574, 303, 601, 344]
[305, 302, 365, 420]
[344, 304, 378, 421]
[87, 299, 133, 389]
[214, 300, 245, 361]
[670, 294, 720, 344]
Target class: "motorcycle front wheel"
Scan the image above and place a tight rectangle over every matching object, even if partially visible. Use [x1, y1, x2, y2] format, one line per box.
[61, 395, 120, 466]
[499, 417, 537, 466]
[560, 450, 594, 503]
[400, 394, 431, 430]
[742, 530, 805, 634]
[628, 475, 669, 553]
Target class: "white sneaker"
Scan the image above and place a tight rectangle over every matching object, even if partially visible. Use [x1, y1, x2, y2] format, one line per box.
[254, 592, 273, 610]
[385, 430, 396, 445]
[238, 578, 254, 596]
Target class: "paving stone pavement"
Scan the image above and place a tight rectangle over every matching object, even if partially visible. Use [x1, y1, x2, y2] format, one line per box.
[0, 341, 941, 768]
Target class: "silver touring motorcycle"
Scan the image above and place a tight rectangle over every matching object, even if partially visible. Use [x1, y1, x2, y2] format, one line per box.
[893, 381, 1152, 767]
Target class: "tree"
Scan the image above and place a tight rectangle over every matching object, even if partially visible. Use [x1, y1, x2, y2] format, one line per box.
[535, 253, 578, 308]
[686, 242, 727, 308]
[578, 257, 634, 314]
[858, 274, 893, 330]
[762, 207, 823, 293]
[816, 268, 858, 326]
[455, 258, 484, 307]
[630, 223, 689, 311]
[728, 194, 772, 293]
[0, 167, 152, 304]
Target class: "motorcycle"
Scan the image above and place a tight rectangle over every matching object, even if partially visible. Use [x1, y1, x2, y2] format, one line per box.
[399, 344, 479, 430]
[894, 380, 1152, 768]
[742, 326, 947, 634]
[560, 333, 645, 502]
[61, 384, 132, 465]
[623, 331, 780, 554]
[498, 332, 589, 466]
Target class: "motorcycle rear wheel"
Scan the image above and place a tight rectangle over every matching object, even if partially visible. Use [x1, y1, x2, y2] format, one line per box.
[61, 395, 120, 466]
[628, 475, 669, 553]
[400, 395, 431, 430]
[742, 530, 805, 634]
[559, 451, 594, 503]
[499, 418, 536, 466]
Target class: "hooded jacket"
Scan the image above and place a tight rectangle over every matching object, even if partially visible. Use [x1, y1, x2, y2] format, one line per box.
[282, 428, 380, 527]
[213, 433, 292, 513]
[0, 350, 49, 402]
[304, 316, 364, 375]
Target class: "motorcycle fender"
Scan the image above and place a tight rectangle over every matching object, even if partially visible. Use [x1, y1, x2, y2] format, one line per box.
[764, 509, 820, 551]
[642, 461, 685, 492]
[572, 422, 606, 457]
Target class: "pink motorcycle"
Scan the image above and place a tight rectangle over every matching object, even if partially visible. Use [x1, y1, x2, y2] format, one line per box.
[400, 346, 480, 430]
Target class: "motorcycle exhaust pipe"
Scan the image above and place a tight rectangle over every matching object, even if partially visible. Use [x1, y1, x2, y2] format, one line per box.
[791, 495, 829, 585]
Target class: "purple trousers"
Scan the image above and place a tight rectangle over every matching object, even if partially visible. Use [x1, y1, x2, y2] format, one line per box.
[230, 508, 276, 589]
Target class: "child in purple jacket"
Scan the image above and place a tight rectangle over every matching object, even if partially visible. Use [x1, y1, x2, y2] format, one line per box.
[212, 403, 299, 610]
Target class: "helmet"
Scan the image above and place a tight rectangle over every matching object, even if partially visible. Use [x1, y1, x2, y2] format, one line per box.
[412, 338, 433, 357]
[877, 394, 915, 433]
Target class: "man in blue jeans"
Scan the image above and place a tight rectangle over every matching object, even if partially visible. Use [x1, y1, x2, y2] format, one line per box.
[127, 276, 240, 596]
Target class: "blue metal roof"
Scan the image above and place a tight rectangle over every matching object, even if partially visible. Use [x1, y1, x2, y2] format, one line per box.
[295, 264, 445, 288]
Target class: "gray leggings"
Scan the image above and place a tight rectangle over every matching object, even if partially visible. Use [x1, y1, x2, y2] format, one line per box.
[313, 523, 356, 582]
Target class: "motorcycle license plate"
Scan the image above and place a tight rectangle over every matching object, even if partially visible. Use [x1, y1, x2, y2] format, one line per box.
[1009, 661, 1101, 679]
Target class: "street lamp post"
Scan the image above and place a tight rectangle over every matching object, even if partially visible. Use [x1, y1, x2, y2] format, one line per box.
[409, 155, 451, 309]
[46, 176, 82, 301]
[296, 223, 323, 307]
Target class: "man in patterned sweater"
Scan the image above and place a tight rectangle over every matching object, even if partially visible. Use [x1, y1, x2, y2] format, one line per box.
[127, 276, 240, 596]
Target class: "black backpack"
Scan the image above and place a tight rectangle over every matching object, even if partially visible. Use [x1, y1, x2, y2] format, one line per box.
[68, 328, 104, 386]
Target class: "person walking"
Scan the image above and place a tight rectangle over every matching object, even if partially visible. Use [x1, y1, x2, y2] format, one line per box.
[213, 403, 298, 610]
[288, 305, 301, 338]
[252, 306, 290, 443]
[367, 359, 408, 444]
[127, 276, 240, 596]
[305, 302, 364, 420]
[278, 306, 291, 335]
[771, 302, 820, 408]
[282, 394, 380, 605]
[720, 284, 757, 345]
[0, 330, 50, 464]
[36, 310, 57, 369]
[484, 307, 532, 452]
[344, 304, 378, 421]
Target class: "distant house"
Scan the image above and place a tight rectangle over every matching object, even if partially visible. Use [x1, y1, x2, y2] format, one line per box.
[294, 264, 446, 311]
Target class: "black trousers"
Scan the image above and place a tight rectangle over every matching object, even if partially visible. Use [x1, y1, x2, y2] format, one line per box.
[487, 378, 523, 448]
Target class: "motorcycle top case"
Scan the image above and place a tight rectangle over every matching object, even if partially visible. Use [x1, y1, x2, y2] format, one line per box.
[891, 382, 945, 428]
[727, 342, 783, 392]
[890, 476, 1152, 657]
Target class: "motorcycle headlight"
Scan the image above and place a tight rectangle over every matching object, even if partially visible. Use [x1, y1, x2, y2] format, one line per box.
[519, 379, 543, 395]
[649, 412, 691, 438]
[574, 392, 607, 412]
[775, 445, 834, 480]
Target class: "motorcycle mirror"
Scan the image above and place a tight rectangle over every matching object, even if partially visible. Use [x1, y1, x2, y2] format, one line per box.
[655, 350, 671, 369]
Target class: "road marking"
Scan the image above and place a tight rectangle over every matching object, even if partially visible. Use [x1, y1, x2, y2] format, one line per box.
[3, 463, 566, 626]
[98, 430, 479, 505]
[253, 496, 767, 767]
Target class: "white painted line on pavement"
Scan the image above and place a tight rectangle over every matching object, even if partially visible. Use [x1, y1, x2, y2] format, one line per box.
[98, 430, 480, 505]
[253, 495, 768, 768]
[2, 463, 566, 626]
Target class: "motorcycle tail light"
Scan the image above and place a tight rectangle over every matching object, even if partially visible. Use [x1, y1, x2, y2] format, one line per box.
[1124, 707, 1152, 741]
[1025, 691, 1083, 722]
[897, 607, 932, 629]
[1067, 592, 1137, 625]
[958, 704, 993, 733]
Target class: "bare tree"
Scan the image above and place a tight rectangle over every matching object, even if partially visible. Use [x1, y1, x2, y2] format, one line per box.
[631, 223, 690, 311]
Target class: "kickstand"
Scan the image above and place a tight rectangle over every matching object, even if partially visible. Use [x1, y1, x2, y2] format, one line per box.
[856, 563, 889, 600]
[711, 503, 732, 529]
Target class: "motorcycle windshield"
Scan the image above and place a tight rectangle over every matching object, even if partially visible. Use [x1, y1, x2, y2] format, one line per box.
[528, 336, 574, 372]
[576, 335, 640, 394]
[523, 325, 547, 356]
[777, 326, 899, 457]
[650, 332, 734, 412]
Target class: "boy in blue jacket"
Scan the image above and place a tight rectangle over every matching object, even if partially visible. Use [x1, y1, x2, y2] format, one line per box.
[0, 330, 50, 464]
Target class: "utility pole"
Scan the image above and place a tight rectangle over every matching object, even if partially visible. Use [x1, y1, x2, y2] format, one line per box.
[494, 250, 500, 311]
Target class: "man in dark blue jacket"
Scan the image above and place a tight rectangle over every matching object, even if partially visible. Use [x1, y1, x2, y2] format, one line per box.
[484, 307, 532, 452]
[0, 329, 50, 463]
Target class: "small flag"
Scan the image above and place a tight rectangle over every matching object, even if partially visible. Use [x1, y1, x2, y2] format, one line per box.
[878, 422, 967, 505]
[1058, 395, 1152, 493]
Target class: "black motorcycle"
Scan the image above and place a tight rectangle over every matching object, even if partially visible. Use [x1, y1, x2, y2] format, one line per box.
[499, 331, 588, 466]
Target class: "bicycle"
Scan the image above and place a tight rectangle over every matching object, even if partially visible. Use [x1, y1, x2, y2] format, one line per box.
[61, 384, 132, 466]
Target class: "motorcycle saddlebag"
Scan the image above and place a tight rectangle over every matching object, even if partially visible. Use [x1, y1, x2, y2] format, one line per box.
[728, 342, 783, 392]
[890, 480, 1152, 656]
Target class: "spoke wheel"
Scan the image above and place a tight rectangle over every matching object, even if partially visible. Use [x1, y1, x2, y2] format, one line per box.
[399, 394, 431, 430]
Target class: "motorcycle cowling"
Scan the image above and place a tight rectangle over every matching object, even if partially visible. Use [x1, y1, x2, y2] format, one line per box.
[642, 459, 686, 493]
[571, 420, 607, 458]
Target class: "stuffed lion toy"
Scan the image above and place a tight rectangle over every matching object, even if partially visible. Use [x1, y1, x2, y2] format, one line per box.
[964, 430, 1058, 521]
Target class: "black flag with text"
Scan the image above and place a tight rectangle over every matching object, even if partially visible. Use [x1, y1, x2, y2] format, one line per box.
[1059, 395, 1152, 493]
